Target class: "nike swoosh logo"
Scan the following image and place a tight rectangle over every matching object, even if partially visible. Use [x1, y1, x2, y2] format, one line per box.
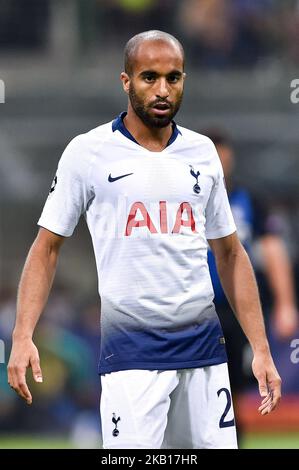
[108, 172, 134, 182]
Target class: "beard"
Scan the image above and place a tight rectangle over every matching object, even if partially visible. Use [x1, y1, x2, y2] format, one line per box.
[128, 84, 183, 128]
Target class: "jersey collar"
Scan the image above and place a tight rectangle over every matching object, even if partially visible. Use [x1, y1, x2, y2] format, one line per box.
[112, 111, 181, 148]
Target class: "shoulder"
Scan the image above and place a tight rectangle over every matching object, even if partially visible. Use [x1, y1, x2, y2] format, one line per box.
[177, 125, 216, 150]
[59, 120, 114, 169]
[177, 125, 221, 176]
[177, 125, 219, 162]
[68, 120, 114, 151]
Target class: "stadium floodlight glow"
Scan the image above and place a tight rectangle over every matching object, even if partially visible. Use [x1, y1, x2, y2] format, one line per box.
[0, 79, 4, 103]
[0, 339, 5, 364]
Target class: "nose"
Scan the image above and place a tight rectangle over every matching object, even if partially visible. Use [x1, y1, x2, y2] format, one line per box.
[156, 78, 169, 99]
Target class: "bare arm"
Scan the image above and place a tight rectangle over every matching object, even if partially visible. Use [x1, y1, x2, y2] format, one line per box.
[260, 234, 298, 338]
[8, 227, 65, 404]
[209, 232, 281, 415]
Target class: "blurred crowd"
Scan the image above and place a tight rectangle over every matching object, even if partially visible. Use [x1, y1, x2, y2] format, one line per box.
[99, 0, 299, 68]
[1, 0, 299, 68]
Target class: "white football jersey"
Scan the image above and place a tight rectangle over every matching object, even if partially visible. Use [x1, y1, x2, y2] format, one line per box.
[38, 112, 236, 374]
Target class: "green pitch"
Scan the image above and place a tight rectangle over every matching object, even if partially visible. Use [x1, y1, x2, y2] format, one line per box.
[0, 436, 75, 449]
[0, 433, 298, 449]
[241, 432, 299, 449]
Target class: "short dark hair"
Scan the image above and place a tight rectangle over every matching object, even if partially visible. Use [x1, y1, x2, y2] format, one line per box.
[124, 30, 185, 76]
[202, 128, 232, 147]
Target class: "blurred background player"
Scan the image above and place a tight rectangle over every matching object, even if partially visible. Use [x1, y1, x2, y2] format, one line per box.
[205, 128, 298, 443]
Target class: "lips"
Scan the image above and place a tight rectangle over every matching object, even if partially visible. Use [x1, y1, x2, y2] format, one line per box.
[153, 102, 170, 110]
[152, 102, 171, 115]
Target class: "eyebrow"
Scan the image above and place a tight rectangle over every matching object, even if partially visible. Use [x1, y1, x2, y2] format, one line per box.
[139, 70, 183, 78]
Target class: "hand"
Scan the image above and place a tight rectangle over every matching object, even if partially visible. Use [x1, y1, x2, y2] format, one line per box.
[7, 337, 43, 405]
[273, 304, 298, 339]
[252, 351, 281, 415]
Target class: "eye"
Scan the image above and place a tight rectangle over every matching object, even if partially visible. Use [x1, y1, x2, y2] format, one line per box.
[167, 74, 181, 83]
[143, 74, 156, 83]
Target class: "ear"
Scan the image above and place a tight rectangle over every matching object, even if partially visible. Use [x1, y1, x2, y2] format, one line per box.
[120, 72, 130, 95]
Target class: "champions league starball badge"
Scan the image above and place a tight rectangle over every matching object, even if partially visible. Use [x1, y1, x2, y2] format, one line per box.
[49, 175, 57, 194]
[189, 165, 201, 194]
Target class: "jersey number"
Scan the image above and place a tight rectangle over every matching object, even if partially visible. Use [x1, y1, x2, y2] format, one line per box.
[217, 388, 235, 428]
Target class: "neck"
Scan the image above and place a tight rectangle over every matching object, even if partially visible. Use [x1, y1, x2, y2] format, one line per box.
[124, 103, 173, 152]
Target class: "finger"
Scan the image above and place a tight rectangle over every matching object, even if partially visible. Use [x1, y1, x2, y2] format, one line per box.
[258, 375, 268, 397]
[261, 385, 281, 415]
[16, 380, 32, 403]
[258, 396, 272, 412]
[7, 365, 17, 389]
[10, 373, 30, 403]
[7, 367, 24, 399]
[269, 385, 281, 412]
[15, 367, 32, 404]
[30, 356, 43, 383]
[18, 382, 32, 405]
[261, 392, 271, 405]
[259, 399, 272, 413]
[258, 395, 272, 411]
[261, 403, 273, 415]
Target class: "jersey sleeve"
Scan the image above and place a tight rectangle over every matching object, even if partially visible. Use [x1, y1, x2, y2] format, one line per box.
[37, 135, 94, 237]
[205, 146, 236, 240]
